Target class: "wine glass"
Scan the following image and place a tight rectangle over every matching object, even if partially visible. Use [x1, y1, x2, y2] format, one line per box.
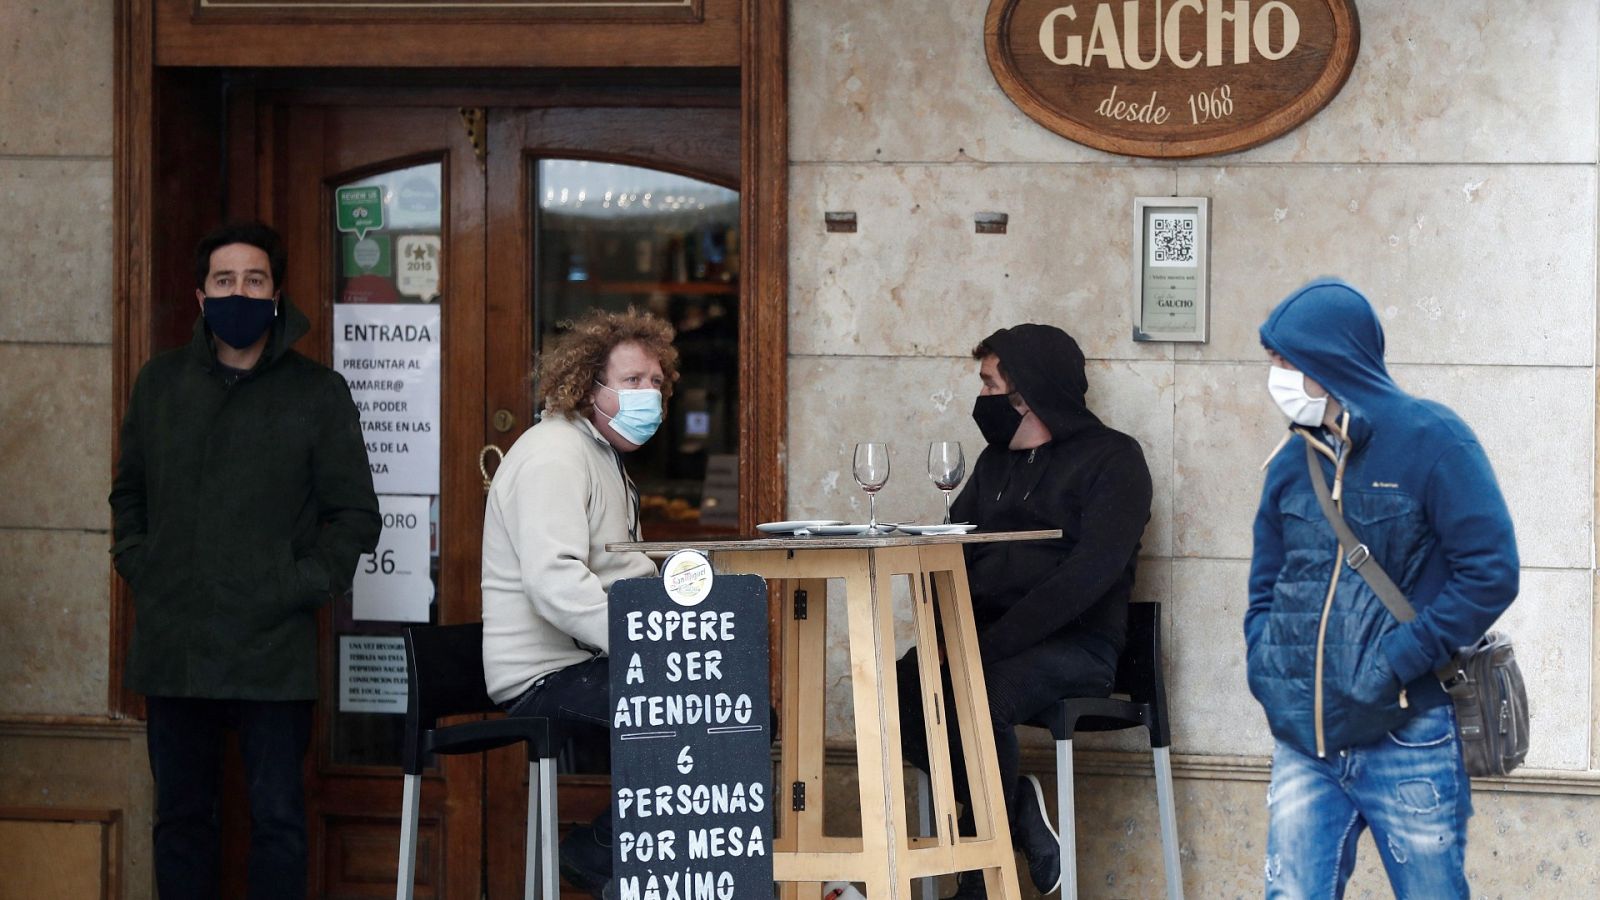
[852, 442, 891, 533]
[927, 441, 965, 524]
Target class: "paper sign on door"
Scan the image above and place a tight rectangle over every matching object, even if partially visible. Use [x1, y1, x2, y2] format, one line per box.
[352, 494, 433, 622]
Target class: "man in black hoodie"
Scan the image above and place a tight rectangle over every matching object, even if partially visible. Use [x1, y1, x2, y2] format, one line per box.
[897, 324, 1153, 898]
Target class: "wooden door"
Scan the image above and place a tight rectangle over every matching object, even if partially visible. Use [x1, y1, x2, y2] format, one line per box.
[481, 103, 742, 900]
[263, 95, 741, 898]
[271, 103, 488, 899]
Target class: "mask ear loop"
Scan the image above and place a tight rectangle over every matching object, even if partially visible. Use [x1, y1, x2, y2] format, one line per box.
[1006, 389, 1033, 422]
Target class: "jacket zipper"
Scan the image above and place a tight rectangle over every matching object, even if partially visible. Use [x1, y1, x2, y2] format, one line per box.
[1313, 551, 1343, 758]
[1312, 437, 1348, 759]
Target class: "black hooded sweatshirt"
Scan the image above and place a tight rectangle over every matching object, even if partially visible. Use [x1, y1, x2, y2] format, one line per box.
[952, 325, 1153, 662]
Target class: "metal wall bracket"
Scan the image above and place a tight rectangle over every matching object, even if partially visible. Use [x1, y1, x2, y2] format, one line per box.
[791, 781, 806, 811]
[793, 588, 808, 620]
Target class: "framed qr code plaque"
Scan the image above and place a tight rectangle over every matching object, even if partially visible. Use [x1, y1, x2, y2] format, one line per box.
[1133, 197, 1209, 343]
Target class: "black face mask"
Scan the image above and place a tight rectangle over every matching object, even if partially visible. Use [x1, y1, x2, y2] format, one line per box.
[202, 294, 277, 350]
[972, 394, 1024, 446]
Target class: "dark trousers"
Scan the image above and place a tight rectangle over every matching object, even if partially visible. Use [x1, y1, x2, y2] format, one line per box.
[896, 634, 1116, 833]
[145, 696, 314, 900]
[505, 656, 613, 840]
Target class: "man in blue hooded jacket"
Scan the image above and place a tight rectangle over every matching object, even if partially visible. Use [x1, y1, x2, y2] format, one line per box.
[1247, 278, 1518, 897]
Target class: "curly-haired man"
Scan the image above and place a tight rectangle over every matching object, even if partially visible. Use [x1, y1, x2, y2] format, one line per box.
[481, 307, 679, 898]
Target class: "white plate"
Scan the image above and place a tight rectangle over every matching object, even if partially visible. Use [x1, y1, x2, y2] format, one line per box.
[756, 519, 846, 534]
[896, 523, 978, 535]
[805, 523, 898, 536]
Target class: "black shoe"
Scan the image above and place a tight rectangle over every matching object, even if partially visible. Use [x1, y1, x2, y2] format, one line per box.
[558, 824, 612, 898]
[1016, 775, 1062, 894]
[946, 870, 987, 900]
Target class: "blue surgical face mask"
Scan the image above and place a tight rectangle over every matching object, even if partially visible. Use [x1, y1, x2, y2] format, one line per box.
[594, 380, 664, 446]
[203, 294, 277, 350]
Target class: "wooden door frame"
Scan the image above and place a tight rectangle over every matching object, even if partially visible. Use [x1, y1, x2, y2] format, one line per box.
[109, 0, 788, 717]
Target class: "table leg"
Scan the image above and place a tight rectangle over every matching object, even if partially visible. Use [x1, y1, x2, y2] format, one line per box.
[777, 576, 828, 900]
[924, 545, 1021, 900]
[715, 544, 1020, 899]
[909, 567, 959, 849]
[841, 551, 894, 897]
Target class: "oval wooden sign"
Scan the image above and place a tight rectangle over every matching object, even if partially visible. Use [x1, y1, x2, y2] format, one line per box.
[986, 0, 1360, 158]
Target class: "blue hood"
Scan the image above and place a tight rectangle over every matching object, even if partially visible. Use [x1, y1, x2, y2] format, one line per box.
[1259, 278, 1399, 422]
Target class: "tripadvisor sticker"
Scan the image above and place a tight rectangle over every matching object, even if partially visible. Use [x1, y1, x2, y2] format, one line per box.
[661, 550, 713, 607]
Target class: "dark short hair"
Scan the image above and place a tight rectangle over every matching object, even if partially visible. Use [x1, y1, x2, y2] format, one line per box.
[970, 339, 1010, 382]
[194, 222, 287, 290]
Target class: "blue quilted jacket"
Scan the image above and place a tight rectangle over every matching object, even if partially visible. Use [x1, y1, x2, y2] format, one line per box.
[1245, 279, 1519, 758]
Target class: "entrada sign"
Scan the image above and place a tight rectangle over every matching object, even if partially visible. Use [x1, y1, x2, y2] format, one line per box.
[985, 0, 1360, 157]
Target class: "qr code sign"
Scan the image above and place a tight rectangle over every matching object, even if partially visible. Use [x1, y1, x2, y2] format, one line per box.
[1149, 213, 1197, 267]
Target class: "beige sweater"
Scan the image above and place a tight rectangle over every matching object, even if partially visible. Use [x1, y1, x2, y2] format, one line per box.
[481, 412, 657, 704]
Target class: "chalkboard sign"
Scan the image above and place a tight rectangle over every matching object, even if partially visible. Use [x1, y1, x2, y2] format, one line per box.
[608, 570, 773, 900]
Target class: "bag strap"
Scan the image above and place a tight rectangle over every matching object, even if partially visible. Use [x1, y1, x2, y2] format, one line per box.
[1303, 440, 1466, 687]
[1304, 440, 1415, 623]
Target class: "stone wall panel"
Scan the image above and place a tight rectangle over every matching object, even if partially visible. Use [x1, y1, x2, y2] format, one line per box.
[1177, 165, 1595, 369]
[0, 160, 114, 344]
[0, 529, 110, 715]
[790, 164, 1178, 361]
[0, 344, 113, 530]
[0, 0, 114, 157]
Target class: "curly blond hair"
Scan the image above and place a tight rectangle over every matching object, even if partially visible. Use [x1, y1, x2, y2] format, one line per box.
[538, 307, 679, 415]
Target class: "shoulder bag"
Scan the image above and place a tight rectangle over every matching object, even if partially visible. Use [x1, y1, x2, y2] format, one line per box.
[1305, 442, 1528, 777]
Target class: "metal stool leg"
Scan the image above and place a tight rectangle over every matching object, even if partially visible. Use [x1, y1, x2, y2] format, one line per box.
[915, 769, 938, 900]
[539, 757, 560, 900]
[1152, 747, 1184, 900]
[1056, 738, 1076, 900]
[525, 760, 541, 900]
[396, 772, 422, 900]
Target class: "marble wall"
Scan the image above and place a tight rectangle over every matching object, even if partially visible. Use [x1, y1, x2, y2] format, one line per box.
[0, 0, 116, 714]
[0, 1, 140, 893]
[788, 0, 1600, 891]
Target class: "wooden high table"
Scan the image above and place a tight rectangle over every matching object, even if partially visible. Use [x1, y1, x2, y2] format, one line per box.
[608, 529, 1061, 900]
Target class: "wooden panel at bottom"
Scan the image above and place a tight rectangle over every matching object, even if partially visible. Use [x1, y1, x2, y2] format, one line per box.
[325, 814, 438, 898]
[0, 819, 109, 900]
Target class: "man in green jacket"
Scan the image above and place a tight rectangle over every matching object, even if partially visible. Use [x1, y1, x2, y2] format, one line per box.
[110, 222, 381, 899]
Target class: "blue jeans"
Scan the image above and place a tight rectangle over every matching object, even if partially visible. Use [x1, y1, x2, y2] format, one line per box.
[1265, 703, 1471, 899]
[146, 696, 314, 900]
[503, 658, 615, 844]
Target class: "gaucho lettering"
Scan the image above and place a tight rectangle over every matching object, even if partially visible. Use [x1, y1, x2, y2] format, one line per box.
[1039, 0, 1300, 70]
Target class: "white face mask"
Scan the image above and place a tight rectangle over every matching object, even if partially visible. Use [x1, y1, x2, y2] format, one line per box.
[1268, 365, 1328, 427]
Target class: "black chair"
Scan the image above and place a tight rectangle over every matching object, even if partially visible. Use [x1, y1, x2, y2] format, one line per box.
[1026, 601, 1182, 899]
[396, 622, 560, 900]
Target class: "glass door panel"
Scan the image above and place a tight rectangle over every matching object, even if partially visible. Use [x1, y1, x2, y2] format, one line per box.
[534, 159, 741, 541]
[329, 160, 445, 768]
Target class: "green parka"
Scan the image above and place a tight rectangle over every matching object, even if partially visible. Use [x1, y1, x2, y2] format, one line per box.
[110, 297, 381, 700]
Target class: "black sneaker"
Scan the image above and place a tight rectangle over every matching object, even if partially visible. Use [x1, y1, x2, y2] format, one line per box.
[1016, 775, 1062, 894]
[558, 824, 613, 898]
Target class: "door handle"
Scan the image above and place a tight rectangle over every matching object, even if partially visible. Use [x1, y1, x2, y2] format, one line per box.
[479, 444, 505, 494]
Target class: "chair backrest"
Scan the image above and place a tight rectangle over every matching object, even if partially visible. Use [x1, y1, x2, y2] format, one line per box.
[403, 622, 497, 773]
[1113, 602, 1170, 746]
